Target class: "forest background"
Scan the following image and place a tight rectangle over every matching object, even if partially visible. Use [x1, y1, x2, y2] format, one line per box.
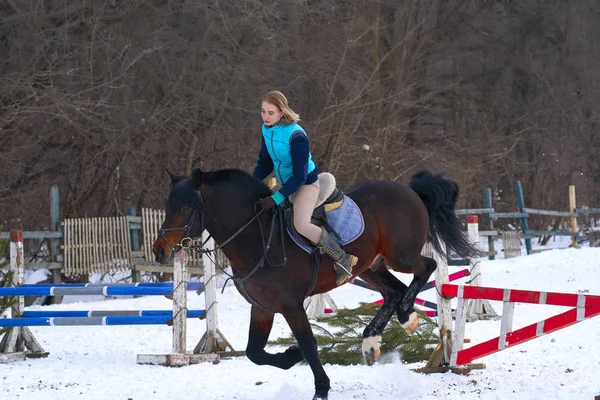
[2, 0, 599, 233]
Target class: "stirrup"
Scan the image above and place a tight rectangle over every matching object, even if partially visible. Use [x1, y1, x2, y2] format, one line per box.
[334, 255, 357, 286]
[335, 269, 351, 286]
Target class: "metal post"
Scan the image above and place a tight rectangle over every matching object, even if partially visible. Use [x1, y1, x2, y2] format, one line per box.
[484, 188, 495, 260]
[49, 186, 62, 303]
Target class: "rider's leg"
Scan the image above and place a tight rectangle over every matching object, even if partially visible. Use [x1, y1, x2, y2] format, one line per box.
[293, 181, 356, 286]
[292, 181, 322, 243]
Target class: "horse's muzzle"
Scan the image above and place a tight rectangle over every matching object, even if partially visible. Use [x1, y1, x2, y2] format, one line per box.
[153, 245, 171, 264]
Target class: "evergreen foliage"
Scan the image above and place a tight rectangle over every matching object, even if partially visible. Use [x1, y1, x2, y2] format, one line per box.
[269, 303, 439, 365]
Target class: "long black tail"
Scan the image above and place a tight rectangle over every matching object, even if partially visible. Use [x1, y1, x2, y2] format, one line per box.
[408, 169, 478, 260]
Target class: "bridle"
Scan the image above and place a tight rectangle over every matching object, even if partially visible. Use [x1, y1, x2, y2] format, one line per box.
[157, 187, 287, 310]
[157, 208, 201, 253]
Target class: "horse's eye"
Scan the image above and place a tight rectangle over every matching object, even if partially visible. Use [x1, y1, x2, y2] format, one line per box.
[181, 206, 191, 214]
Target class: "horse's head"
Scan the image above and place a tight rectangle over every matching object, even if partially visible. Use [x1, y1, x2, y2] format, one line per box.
[152, 168, 206, 264]
[152, 167, 273, 264]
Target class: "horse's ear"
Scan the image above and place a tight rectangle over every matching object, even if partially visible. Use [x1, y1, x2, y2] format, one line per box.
[191, 168, 203, 189]
[165, 168, 177, 182]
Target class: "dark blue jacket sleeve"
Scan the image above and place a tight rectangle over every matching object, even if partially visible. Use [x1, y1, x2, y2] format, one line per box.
[252, 136, 273, 181]
[272, 131, 310, 202]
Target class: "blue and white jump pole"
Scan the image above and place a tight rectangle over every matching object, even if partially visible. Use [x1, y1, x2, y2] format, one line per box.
[1, 230, 230, 366]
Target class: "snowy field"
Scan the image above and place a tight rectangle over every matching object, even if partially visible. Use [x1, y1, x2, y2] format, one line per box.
[1, 242, 600, 400]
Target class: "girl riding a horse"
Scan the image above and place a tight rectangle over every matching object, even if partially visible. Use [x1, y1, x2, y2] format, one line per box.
[252, 90, 357, 286]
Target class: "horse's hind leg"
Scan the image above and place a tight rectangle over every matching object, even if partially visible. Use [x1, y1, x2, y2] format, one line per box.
[245, 305, 304, 370]
[358, 258, 410, 366]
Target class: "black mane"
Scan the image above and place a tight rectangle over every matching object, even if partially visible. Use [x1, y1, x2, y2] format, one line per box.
[202, 168, 273, 199]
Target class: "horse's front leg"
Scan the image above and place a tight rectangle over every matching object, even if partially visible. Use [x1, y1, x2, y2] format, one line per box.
[358, 256, 436, 366]
[395, 256, 437, 330]
[246, 305, 304, 369]
[282, 305, 331, 400]
[360, 295, 403, 366]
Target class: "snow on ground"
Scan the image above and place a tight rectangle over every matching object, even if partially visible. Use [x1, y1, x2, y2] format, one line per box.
[1, 244, 600, 400]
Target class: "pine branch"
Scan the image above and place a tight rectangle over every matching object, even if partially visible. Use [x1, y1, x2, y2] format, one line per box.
[268, 303, 439, 365]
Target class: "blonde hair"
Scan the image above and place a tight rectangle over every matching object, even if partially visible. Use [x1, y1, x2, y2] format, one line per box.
[262, 90, 300, 123]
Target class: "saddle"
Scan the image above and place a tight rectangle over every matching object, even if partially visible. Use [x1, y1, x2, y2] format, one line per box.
[282, 172, 345, 250]
[273, 172, 365, 296]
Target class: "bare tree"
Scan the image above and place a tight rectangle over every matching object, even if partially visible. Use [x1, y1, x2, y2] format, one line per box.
[1, 0, 598, 235]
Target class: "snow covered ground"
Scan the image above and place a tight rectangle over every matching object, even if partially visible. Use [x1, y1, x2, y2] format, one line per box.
[1, 243, 600, 400]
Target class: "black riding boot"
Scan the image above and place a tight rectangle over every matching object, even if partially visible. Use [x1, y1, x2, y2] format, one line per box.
[316, 230, 357, 286]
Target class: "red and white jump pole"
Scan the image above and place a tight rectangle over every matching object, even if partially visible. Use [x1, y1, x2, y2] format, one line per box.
[321, 269, 471, 318]
[444, 283, 600, 366]
[423, 214, 600, 372]
[311, 215, 483, 320]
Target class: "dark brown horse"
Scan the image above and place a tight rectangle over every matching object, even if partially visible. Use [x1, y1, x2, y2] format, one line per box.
[152, 167, 476, 400]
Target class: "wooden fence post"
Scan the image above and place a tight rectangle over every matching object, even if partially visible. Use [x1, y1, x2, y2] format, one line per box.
[127, 208, 142, 283]
[514, 181, 532, 254]
[569, 185, 579, 248]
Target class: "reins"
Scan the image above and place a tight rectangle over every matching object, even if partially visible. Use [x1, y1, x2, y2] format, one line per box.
[159, 191, 287, 310]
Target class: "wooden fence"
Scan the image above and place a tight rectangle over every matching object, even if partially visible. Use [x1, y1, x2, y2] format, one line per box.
[1, 182, 599, 277]
[63, 217, 132, 275]
[141, 208, 205, 266]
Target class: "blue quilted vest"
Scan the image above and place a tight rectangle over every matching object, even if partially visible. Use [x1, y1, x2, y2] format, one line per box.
[262, 122, 316, 184]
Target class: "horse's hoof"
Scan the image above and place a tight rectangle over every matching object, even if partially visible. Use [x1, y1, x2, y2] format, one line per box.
[401, 311, 419, 334]
[312, 388, 329, 400]
[361, 335, 382, 366]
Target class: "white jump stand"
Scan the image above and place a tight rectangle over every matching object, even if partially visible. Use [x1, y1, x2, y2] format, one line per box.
[464, 216, 498, 321]
[137, 232, 237, 366]
[0, 231, 48, 363]
[304, 292, 338, 319]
